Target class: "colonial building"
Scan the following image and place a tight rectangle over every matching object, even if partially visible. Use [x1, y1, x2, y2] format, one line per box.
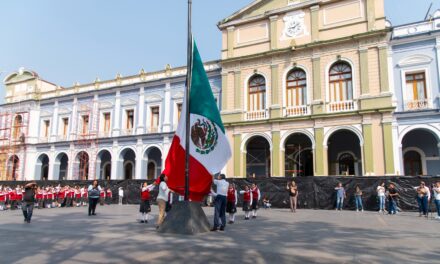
[218, 0, 396, 177]
[390, 11, 440, 176]
[0, 63, 221, 181]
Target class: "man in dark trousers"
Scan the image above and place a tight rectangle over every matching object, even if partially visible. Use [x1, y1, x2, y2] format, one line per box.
[211, 174, 229, 231]
[22, 182, 37, 223]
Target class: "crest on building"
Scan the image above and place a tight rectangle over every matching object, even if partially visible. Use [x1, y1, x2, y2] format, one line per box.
[190, 118, 218, 155]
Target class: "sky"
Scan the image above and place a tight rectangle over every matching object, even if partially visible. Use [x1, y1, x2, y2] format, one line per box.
[0, 0, 439, 103]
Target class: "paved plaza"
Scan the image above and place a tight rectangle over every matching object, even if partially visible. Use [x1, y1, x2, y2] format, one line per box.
[0, 205, 438, 264]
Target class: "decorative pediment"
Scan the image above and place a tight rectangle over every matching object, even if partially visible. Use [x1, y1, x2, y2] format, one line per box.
[145, 94, 163, 103]
[58, 107, 72, 115]
[78, 104, 92, 112]
[171, 91, 184, 99]
[398, 55, 433, 67]
[40, 110, 52, 118]
[99, 101, 114, 109]
[220, 0, 281, 25]
[3, 67, 38, 84]
[121, 98, 138, 106]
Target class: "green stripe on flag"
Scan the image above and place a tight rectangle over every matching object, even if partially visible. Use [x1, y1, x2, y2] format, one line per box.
[190, 41, 225, 133]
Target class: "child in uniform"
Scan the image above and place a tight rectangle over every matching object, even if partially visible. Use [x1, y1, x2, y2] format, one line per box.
[139, 182, 155, 223]
[250, 183, 261, 218]
[239, 185, 253, 220]
[106, 188, 113, 205]
[99, 188, 106, 206]
[226, 184, 238, 224]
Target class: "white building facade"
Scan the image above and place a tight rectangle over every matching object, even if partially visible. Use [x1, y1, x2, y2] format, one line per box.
[0, 63, 221, 181]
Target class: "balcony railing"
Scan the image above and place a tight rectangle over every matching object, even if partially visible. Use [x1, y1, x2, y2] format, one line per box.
[404, 99, 430, 111]
[38, 137, 49, 143]
[120, 129, 134, 136]
[285, 105, 309, 117]
[56, 135, 69, 141]
[148, 127, 159, 133]
[98, 131, 112, 138]
[327, 100, 356, 113]
[246, 109, 268, 121]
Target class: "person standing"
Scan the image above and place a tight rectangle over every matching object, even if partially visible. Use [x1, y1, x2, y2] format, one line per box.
[287, 181, 298, 213]
[377, 182, 386, 213]
[414, 181, 430, 217]
[433, 181, 440, 220]
[239, 186, 253, 220]
[335, 183, 346, 211]
[211, 174, 229, 231]
[88, 180, 101, 216]
[139, 182, 155, 223]
[156, 174, 170, 229]
[0, 186, 6, 211]
[354, 185, 364, 212]
[106, 188, 113, 205]
[22, 182, 37, 223]
[388, 183, 399, 215]
[118, 187, 124, 205]
[226, 183, 238, 224]
[250, 183, 261, 219]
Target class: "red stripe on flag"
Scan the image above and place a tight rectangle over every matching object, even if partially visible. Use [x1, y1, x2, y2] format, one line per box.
[162, 136, 213, 202]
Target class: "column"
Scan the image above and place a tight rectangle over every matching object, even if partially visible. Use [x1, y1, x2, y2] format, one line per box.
[227, 26, 235, 58]
[312, 56, 321, 102]
[378, 45, 390, 93]
[51, 101, 59, 142]
[314, 128, 325, 176]
[47, 148, 55, 180]
[435, 38, 440, 92]
[269, 15, 278, 50]
[233, 134, 241, 177]
[111, 142, 119, 180]
[135, 139, 143, 179]
[113, 91, 121, 137]
[272, 131, 281, 177]
[359, 48, 370, 95]
[382, 122, 395, 174]
[271, 64, 280, 106]
[162, 83, 171, 133]
[70, 98, 78, 139]
[366, 0, 376, 31]
[221, 72, 229, 111]
[234, 71, 242, 110]
[310, 5, 320, 42]
[362, 123, 374, 175]
[137, 87, 145, 134]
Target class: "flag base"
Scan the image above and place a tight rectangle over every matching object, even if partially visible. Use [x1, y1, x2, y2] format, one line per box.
[157, 201, 211, 235]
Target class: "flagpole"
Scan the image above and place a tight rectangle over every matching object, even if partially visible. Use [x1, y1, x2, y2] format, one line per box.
[184, 0, 193, 201]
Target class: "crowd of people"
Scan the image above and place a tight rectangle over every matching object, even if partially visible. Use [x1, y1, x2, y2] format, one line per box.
[0, 183, 115, 211]
[331, 181, 440, 219]
[1, 177, 439, 228]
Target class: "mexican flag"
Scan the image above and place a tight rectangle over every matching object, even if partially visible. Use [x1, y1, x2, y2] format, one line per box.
[162, 41, 231, 201]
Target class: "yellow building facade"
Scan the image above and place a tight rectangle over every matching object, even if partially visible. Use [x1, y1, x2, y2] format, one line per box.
[218, 0, 396, 177]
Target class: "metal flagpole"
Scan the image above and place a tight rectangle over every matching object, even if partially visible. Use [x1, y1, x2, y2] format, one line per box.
[184, 0, 193, 201]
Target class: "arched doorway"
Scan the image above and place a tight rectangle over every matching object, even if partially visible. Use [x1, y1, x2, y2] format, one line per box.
[246, 136, 271, 178]
[97, 150, 112, 180]
[75, 151, 89, 180]
[402, 129, 439, 175]
[120, 148, 136, 180]
[144, 147, 162, 180]
[54, 153, 69, 180]
[35, 154, 49, 180]
[327, 129, 362, 176]
[284, 133, 313, 176]
[7, 155, 19, 181]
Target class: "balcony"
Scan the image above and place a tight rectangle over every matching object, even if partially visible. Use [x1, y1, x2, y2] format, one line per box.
[404, 99, 430, 111]
[120, 129, 134, 136]
[148, 127, 159, 133]
[245, 109, 268, 121]
[38, 137, 49, 143]
[56, 135, 69, 141]
[327, 100, 356, 113]
[285, 105, 309, 117]
[98, 131, 112, 138]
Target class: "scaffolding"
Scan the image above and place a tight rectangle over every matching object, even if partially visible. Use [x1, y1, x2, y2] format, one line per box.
[0, 109, 30, 181]
[72, 100, 99, 180]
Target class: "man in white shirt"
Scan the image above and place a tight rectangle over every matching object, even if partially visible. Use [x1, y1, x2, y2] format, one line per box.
[413, 181, 430, 217]
[433, 181, 440, 219]
[211, 174, 229, 231]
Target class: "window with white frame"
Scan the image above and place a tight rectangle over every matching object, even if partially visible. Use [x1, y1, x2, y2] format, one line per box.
[151, 106, 160, 132]
[405, 71, 428, 109]
[81, 115, 89, 135]
[286, 68, 307, 107]
[61, 118, 69, 137]
[329, 62, 353, 102]
[103, 112, 111, 133]
[125, 110, 134, 130]
[248, 74, 266, 111]
[43, 120, 50, 137]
